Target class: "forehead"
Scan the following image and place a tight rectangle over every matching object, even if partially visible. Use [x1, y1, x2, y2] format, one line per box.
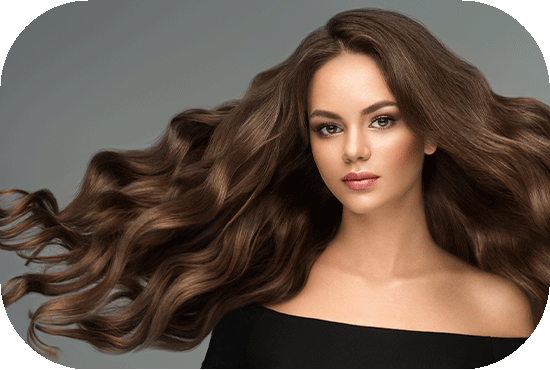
[308, 52, 395, 112]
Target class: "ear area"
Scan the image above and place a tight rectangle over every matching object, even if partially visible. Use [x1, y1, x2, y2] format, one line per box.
[424, 142, 437, 155]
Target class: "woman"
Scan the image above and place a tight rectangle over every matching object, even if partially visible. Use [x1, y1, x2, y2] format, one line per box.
[1, 7, 549, 368]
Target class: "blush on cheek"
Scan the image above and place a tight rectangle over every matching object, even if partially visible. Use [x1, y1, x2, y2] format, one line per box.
[400, 138, 424, 165]
[402, 146, 415, 164]
[389, 143, 413, 165]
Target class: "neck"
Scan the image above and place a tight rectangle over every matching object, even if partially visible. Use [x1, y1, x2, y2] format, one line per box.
[324, 189, 439, 280]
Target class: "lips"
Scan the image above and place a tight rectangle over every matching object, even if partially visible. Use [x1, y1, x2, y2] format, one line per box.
[342, 171, 379, 181]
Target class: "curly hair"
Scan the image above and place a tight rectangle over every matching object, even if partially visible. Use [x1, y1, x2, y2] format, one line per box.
[2, 8, 549, 358]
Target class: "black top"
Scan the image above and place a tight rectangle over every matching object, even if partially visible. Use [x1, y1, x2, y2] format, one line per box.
[201, 303, 527, 368]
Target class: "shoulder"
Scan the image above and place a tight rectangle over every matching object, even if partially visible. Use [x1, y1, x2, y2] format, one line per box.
[434, 249, 534, 337]
[202, 304, 266, 368]
[212, 304, 266, 333]
[461, 267, 535, 337]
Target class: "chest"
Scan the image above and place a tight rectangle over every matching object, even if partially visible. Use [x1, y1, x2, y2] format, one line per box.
[267, 261, 483, 335]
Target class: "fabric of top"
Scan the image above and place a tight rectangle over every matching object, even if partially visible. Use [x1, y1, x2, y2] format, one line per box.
[201, 303, 527, 368]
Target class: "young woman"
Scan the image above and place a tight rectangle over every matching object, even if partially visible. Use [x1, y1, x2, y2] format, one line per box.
[2, 8, 549, 368]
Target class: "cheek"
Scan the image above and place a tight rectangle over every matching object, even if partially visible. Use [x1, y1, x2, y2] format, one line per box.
[383, 135, 425, 170]
[310, 142, 337, 182]
[311, 147, 327, 174]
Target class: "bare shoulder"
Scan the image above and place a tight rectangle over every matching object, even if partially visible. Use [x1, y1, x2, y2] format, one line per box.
[433, 248, 534, 337]
[460, 264, 535, 337]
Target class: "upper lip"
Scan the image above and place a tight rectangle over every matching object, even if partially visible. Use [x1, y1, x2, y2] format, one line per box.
[342, 171, 379, 181]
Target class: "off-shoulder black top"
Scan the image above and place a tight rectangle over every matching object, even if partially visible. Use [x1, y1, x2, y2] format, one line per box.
[201, 303, 527, 368]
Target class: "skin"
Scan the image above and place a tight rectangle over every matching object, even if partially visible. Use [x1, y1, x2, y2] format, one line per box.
[266, 52, 535, 338]
[307, 52, 437, 281]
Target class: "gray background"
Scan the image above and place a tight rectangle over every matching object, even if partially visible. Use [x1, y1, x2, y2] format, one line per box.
[1, 0, 549, 368]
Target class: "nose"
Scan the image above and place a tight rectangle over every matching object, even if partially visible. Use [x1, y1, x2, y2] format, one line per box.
[342, 126, 370, 162]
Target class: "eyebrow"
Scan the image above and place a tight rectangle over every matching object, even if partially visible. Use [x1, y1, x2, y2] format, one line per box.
[308, 100, 398, 121]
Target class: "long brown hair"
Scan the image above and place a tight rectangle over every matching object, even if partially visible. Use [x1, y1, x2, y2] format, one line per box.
[2, 8, 549, 358]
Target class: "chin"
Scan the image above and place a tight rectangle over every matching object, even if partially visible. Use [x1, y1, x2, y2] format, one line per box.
[339, 199, 386, 215]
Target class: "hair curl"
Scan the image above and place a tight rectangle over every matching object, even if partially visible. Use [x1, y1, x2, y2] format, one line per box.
[2, 8, 550, 358]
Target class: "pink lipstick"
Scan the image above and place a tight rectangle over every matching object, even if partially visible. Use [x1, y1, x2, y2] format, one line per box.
[342, 171, 379, 190]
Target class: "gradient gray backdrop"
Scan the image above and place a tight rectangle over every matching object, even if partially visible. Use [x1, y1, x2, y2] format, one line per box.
[1, 0, 549, 368]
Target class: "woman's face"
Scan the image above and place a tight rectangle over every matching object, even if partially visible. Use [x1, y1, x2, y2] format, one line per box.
[307, 52, 436, 215]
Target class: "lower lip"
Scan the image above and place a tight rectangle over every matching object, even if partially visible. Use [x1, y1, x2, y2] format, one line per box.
[343, 177, 379, 190]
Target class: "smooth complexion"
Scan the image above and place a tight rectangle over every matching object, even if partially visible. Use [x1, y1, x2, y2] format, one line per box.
[308, 52, 437, 278]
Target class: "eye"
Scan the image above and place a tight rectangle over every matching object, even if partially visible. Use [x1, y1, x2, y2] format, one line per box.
[315, 124, 343, 136]
[369, 116, 396, 129]
[312, 117, 395, 136]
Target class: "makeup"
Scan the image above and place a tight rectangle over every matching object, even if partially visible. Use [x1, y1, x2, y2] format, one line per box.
[342, 172, 379, 190]
[344, 178, 378, 190]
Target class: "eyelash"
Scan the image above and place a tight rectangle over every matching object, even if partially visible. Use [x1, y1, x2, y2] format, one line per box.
[312, 116, 396, 137]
